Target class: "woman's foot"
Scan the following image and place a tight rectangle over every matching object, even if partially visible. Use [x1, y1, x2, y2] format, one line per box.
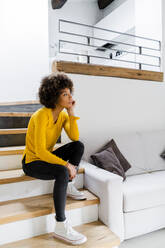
[53, 218, 87, 245]
[67, 181, 87, 200]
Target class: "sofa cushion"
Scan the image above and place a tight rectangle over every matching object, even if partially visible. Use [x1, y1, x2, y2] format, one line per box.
[123, 170, 165, 212]
[91, 146, 126, 180]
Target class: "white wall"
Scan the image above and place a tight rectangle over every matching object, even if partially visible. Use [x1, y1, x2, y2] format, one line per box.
[162, 0, 165, 74]
[95, 0, 135, 35]
[135, 0, 162, 41]
[92, 0, 136, 68]
[99, 0, 162, 44]
[49, 0, 101, 65]
[101, 0, 128, 19]
[134, 0, 162, 71]
[94, 0, 162, 71]
[0, 0, 49, 103]
[61, 73, 165, 162]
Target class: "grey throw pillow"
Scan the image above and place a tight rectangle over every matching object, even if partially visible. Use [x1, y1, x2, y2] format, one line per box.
[91, 146, 126, 181]
[160, 150, 165, 159]
[95, 139, 131, 172]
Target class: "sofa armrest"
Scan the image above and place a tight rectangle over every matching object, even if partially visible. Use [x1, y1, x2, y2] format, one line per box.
[81, 160, 124, 242]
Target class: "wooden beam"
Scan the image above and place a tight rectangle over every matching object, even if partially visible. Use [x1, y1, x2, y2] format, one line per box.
[53, 61, 163, 82]
[51, 60, 59, 73]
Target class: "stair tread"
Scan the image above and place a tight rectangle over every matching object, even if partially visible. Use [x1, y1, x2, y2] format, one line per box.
[0, 128, 27, 130]
[0, 189, 99, 225]
[0, 220, 120, 248]
[0, 167, 84, 184]
[0, 143, 64, 155]
[0, 128, 27, 134]
[0, 145, 25, 151]
[0, 100, 40, 106]
[0, 112, 33, 116]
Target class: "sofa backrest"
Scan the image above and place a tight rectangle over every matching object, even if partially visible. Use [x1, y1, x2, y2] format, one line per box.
[84, 129, 165, 177]
[138, 129, 165, 173]
[111, 132, 147, 176]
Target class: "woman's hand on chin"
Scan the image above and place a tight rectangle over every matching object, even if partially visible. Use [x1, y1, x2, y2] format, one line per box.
[66, 100, 76, 115]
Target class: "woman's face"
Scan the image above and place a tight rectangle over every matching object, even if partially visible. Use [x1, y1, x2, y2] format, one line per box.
[57, 88, 73, 108]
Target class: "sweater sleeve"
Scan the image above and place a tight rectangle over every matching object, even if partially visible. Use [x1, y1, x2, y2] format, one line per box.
[34, 111, 68, 166]
[63, 112, 80, 141]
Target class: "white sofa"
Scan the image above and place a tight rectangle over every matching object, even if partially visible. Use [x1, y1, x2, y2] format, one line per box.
[81, 129, 165, 242]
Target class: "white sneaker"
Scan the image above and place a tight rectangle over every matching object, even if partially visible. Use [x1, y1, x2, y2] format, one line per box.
[53, 218, 87, 245]
[67, 181, 87, 200]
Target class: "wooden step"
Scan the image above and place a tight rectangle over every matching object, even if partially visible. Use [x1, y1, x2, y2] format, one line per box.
[0, 145, 25, 155]
[0, 129, 27, 147]
[0, 116, 30, 129]
[0, 100, 40, 106]
[0, 168, 84, 185]
[0, 143, 63, 156]
[0, 189, 99, 225]
[0, 128, 27, 135]
[0, 101, 41, 113]
[0, 112, 33, 117]
[0, 134, 26, 148]
[0, 220, 120, 248]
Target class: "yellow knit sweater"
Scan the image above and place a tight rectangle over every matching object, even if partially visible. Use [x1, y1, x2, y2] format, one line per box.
[22, 107, 80, 166]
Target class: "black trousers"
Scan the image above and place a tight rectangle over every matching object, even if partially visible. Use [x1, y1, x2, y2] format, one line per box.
[22, 140, 84, 221]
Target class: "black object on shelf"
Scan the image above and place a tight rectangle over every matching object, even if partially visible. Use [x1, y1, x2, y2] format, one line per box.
[98, 0, 115, 9]
[51, 0, 67, 9]
[96, 42, 115, 52]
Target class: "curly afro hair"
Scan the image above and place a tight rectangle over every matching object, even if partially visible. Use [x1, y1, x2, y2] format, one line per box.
[38, 72, 74, 108]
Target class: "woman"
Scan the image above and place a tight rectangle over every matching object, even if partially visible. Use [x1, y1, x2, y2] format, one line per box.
[22, 72, 87, 245]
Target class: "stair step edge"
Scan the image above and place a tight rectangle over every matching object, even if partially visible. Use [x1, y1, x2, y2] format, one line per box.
[0, 168, 84, 184]
[0, 128, 27, 134]
[0, 143, 64, 155]
[0, 112, 33, 117]
[0, 220, 120, 248]
[0, 189, 100, 225]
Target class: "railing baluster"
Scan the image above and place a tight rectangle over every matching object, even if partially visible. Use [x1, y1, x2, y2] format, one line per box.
[87, 37, 90, 64]
[139, 46, 142, 70]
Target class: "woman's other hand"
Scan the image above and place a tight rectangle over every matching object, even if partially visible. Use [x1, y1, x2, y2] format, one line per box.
[66, 162, 77, 180]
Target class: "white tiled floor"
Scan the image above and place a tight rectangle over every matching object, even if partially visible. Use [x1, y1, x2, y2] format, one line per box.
[119, 228, 165, 248]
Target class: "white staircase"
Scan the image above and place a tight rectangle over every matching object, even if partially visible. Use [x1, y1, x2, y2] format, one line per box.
[0, 102, 120, 247]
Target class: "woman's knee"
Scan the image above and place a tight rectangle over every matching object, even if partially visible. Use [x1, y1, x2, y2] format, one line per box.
[74, 140, 85, 153]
